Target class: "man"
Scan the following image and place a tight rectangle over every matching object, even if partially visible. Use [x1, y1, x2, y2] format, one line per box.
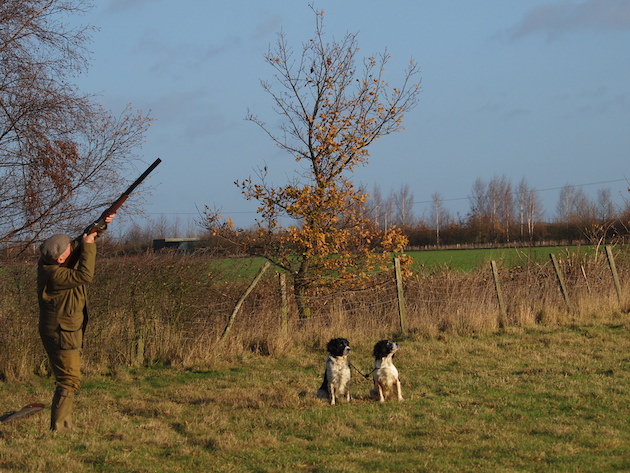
[37, 214, 115, 432]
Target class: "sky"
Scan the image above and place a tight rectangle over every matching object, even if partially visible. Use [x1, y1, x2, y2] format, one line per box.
[72, 0, 630, 235]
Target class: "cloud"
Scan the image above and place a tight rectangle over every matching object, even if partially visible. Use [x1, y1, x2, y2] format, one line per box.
[506, 0, 630, 41]
[203, 36, 244, 60]
[252, 15, 284, 40]
[132, 30, 235, 75]
[575, 93, 628, 115]
[145, 88, 234, 144]
[501, 108, 532, 120]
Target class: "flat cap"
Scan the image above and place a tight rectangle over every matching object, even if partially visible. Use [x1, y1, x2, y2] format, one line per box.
[40, 234, 71, 264]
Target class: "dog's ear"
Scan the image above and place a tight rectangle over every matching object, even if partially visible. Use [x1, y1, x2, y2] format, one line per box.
[327, 337, 351, 356]
[373, 339, 392, 358]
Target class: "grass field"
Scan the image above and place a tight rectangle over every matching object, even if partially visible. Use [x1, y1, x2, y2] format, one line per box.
[406, 245, 604, 272]
[1, 319, 628, 472]
[202, 245, 608, 277]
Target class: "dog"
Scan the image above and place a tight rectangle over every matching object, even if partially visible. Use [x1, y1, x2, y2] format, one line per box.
[316, 338, 352, 405]
[369, 339, 403, 402]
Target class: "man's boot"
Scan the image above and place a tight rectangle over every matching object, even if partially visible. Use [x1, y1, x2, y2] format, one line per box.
[50, 387, 75, 432]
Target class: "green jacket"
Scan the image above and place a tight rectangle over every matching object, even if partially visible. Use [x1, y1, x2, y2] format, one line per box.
[37, 241, 97, 335]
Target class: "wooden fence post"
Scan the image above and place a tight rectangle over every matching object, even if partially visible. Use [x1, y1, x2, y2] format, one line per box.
[393, 257, 407, 334]
[279, 272, 288, 336]
[130, 287, 146, 367]
[580, 265, 592, 295]
[550, 253, 571, 310]
[132, 329, 145, 367]
[220, 261, 271, 341]
[605, 246, 622, 304]
[490, 260, 507, 327]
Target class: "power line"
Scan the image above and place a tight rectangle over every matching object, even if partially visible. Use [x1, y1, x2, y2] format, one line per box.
[144, 210, 258, 216]
[142, 177, 630, 217]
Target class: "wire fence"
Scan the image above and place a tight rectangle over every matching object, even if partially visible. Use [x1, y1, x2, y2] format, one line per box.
[0, 247, 628, 379]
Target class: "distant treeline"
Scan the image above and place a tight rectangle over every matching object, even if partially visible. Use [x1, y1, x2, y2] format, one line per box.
[104, 216, 630, 258]
[402, 218, 630, 249]
[363, 177, 630, 249]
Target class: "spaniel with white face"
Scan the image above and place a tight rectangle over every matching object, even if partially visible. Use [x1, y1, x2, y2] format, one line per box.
[316, 338, 352, 405]
[369, 339, 403, 402]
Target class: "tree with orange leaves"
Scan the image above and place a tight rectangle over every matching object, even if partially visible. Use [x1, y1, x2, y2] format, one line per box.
[205, 5, 421, 320]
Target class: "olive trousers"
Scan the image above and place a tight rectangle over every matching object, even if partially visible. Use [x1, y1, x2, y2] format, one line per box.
[40, 328, 83, 431]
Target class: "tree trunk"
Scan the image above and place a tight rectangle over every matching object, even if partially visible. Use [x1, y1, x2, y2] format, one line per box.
[294, 282, 312, 322]
[294, 257, 312, 322]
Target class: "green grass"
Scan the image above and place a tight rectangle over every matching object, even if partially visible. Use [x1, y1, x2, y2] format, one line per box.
[1, 319, 629, 472]
[202, 245, 607, 277]
[206, 255, 270, 280]
[407, 245, 604, 272]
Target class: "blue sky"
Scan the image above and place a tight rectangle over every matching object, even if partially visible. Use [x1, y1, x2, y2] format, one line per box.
[74, 0, 630, 233]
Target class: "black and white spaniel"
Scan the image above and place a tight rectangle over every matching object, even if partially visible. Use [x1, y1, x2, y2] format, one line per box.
[369, 339, 403, 402]
[316, 338, 352, 405]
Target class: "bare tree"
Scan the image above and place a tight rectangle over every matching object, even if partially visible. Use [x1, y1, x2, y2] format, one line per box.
[491, 176, 513, 241]
[556, 184, 596, 224]
[516, 178, 543, 241]
[556, 184, 574, 223]
[365, 184, 393, 229]
[468, 178, 487, 221]
[468, 175, 514, 242]
[597, 188, 615, 223]
[0, 0, 152, 252]
[430, 191, 450, 247]
[391, 183, 415, 230]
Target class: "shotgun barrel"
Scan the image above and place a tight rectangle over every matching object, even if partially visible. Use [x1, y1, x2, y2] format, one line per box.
[83, 158, 162, 235]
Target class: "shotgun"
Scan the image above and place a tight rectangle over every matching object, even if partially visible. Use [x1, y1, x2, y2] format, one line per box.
[64, 158, 161, 267]
[82, 158, 162, 235]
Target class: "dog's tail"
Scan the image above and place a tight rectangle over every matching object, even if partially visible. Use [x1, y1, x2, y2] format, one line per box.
[316, 372, 329, 399]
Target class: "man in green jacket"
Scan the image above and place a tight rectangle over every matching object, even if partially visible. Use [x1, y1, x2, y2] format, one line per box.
[37, 214, 114, 432]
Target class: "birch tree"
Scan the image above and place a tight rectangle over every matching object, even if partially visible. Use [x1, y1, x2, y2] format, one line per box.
[391, 183, 415, 230]
[430, 192, 450, 246]
[0, 0, 152, 252]
[516, 178, 543, 241]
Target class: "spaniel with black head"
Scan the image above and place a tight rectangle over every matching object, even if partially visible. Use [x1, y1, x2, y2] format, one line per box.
[316, 338, 351, 405]
[369, 339, 403, 402]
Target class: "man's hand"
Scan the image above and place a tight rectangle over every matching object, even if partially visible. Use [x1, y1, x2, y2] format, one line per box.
[83, 213, 116, 244]
[82, 232, 97, 244]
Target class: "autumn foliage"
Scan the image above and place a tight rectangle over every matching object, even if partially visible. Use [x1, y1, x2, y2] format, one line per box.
[205, 6, 420, 318]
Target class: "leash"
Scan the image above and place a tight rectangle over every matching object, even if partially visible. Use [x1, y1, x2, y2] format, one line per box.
[349, 362, 375, 380]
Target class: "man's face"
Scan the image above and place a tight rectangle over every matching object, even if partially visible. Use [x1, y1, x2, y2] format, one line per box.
[56, 244, 72, 264]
